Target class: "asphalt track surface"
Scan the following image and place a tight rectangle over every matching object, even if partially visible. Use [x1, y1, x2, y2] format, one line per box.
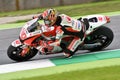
[0, 15, 120, 65]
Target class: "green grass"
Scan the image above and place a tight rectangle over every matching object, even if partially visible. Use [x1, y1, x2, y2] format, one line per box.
[0, 23, 24, 29]
[0, 0, 120, 17]
[17, 65, 120, 80]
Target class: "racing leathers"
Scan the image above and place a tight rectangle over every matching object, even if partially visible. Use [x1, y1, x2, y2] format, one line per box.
[53, 14, 86, 57]
[35, 14, 87, 58]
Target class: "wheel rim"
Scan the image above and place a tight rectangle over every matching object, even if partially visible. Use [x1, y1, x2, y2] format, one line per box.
[11, 47, 23, 57]
[93, 34, 111, 48]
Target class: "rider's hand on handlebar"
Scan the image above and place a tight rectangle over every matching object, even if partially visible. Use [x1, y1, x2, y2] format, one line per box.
[32, 16, 38, 19]
[32, 14, 43, 20]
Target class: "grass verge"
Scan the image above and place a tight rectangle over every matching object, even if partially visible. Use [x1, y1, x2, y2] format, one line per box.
[0, 1, 120, 17]
[18, 65, 120, 80]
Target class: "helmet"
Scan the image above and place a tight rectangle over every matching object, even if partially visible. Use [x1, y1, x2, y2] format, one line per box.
[42, 8, 57, 26]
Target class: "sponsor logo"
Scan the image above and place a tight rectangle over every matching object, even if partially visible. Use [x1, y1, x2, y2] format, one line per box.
[98, 17, 103, 21]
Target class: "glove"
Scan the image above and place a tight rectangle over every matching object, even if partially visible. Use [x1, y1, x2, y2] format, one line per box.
[32, 15, 38, 19]
[32, 14, 43, 20]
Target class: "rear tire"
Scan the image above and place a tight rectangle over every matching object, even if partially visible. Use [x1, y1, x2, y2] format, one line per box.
[84, 26, 114, 51]
[7, 45, 38, 62]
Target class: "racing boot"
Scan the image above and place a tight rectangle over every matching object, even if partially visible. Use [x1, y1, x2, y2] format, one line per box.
[64, 53, 73, 58]
[63, 49, 74, 58]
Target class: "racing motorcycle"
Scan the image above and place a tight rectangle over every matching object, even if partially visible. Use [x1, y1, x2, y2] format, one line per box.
[7, 14, 114, 62]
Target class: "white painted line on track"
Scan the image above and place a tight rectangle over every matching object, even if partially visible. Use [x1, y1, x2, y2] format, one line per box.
[0, 59, 55, 74]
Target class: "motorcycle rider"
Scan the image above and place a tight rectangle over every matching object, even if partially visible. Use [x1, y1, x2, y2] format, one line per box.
[33, 8, 89, 58]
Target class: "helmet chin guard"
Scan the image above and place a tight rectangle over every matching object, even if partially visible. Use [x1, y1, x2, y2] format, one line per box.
[44, 20, 51, 25]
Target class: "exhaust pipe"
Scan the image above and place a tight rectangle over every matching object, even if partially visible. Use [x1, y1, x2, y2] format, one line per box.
[78, 43, 102, 50]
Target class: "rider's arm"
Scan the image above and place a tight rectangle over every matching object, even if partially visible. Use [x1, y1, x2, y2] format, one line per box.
[55, 27, 64, 40]
[40, 26, 56, 41]
[60, 14, 73, 27]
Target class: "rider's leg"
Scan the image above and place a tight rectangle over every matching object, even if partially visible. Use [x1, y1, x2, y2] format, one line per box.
[61, 37, 83, 58]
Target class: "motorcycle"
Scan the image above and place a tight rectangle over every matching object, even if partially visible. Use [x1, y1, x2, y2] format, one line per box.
[7, 14, 114, 62]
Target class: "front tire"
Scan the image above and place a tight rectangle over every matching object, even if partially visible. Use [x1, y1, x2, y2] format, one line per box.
[7, 45, 38, 62]
[84, 26, 114, 51]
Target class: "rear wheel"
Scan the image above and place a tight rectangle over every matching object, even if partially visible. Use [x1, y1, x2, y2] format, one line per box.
[84, 26, 114, 51]
[7, 45, 38, 62]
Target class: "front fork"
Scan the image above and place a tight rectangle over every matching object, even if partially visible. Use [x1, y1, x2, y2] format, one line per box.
[19, 45, 31, 56]
[11, 39, 31, 56]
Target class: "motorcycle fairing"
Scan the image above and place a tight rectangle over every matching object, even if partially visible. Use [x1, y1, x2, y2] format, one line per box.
[23, 34, 41, 46]
[11, 39, 22, 47]
[82, 15, 110, 35]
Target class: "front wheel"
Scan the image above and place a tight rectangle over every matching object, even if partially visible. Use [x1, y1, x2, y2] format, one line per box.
[84, 26, 114, 51]
[7, 45, 38, 62]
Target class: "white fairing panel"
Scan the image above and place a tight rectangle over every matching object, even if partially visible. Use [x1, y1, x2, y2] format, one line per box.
[82, 15, 108, 35]
[11, 39, 22, 47]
